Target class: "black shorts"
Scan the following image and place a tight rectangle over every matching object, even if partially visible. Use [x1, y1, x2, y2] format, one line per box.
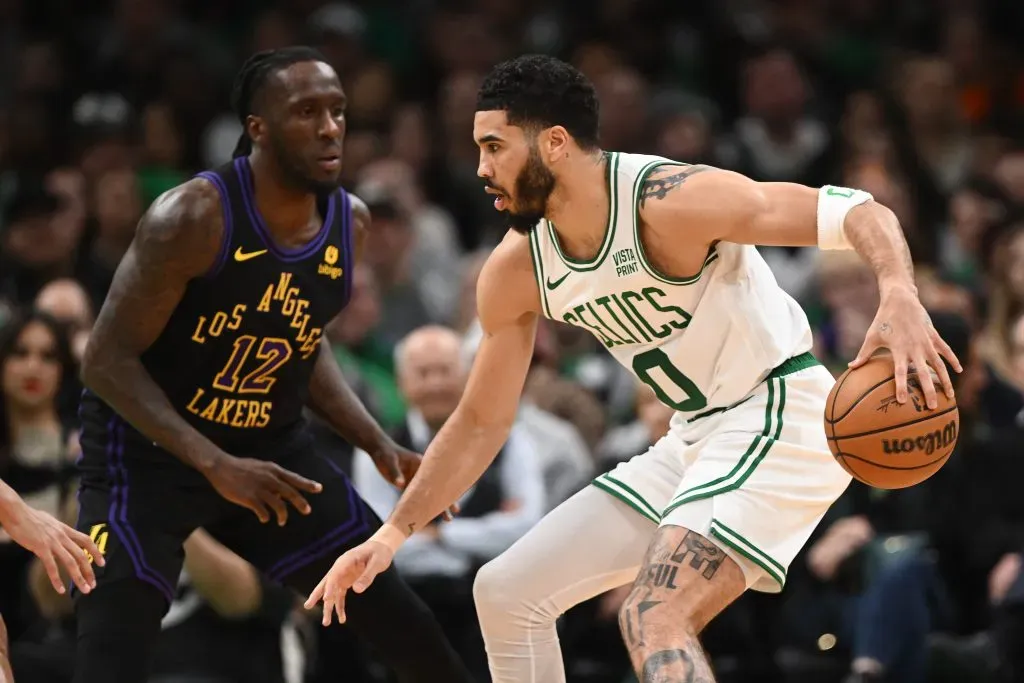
[74, 415, 377, 604]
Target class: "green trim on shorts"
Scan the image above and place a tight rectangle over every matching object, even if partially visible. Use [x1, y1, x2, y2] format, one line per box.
[685, 351, 816, 424]
[592, 474, 662, 524]
[661, 377, 787, 518]
[709, 520, 786, 590]
[766, 351, 820, 379]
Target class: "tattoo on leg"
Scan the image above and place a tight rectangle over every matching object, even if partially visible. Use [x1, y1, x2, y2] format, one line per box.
[642, 646, 716, 683]
[670, 531, 725, 581]
[639, 166, 710, 207]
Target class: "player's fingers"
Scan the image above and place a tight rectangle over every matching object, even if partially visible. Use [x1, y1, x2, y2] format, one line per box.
[381, 456, 404, 488]
[67, 526, 105, 567]
[247, 498, 271, 524]
[931, 332, 963, 373]
[335, 588, 347, 624]
[41, 552, 65, 594]
[55, 541, 91, 594]
[848, 336, 879, 368]
[893, 356, 909, 403]
[352, 558, 383, 594]
[929, 349, 956, 400]
[61, 534, 97, 590]
[321, 588, 335, 626]
[261, 490, 289, 527]
[270, 477, 311, 516]
[304, 575, 327, 609]
[274, 466, 323, 494]
[914, 352, 939, 409]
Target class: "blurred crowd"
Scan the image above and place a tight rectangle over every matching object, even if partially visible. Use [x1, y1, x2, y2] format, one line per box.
[1, 0, 1024, 682]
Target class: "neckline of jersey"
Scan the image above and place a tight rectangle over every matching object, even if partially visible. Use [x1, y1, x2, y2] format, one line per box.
[545, 151, 619, 272]
[235, 156, 337, 262]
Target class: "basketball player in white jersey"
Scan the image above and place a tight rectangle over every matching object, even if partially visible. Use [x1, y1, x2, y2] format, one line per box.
[306, 55, 961, 682]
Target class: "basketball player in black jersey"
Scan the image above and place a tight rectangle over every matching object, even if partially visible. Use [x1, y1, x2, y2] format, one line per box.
[71, 46, 472, 683]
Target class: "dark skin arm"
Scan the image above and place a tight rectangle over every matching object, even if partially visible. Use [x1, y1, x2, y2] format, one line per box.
[82, 179, 322, 526]
[305, 195, 445, 495]
[82, 179, 225, 468]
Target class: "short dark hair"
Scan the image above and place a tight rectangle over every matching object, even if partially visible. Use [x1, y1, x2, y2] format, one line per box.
[476, 54, 600, 150]
[230, 45, 329, 158]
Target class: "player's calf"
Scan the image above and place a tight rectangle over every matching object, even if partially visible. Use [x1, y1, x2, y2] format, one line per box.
[617, 525, 746, 682]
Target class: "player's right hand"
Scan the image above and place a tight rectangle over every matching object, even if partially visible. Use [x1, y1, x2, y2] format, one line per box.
[0, 501, 105, 595]
[303, 540, 393, 625]
[204, 455, 323, 526]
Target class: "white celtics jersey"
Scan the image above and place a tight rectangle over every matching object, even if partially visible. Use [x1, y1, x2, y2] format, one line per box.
[528, 152, 814, 418]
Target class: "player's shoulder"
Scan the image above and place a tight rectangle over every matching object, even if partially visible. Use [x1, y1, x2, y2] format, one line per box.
[136, 176, 226, 276]
[476, 231, 542, 329]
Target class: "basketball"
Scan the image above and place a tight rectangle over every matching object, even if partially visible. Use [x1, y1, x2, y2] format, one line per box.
[824, 352, 959, 489]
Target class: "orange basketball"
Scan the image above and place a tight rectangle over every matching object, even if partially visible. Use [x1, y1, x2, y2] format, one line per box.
[824, 352, 959, 489]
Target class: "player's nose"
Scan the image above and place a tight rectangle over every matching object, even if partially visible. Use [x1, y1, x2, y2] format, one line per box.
[319, 112, 342, 140]
[477, 156, 492, 179]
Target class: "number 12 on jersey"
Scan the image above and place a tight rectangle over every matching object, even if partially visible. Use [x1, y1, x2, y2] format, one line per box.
[631, 348, 708, 412]
[213, 335, 293, 394]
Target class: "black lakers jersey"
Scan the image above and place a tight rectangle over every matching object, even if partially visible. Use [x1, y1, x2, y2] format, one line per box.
[81, 156, 353, 455]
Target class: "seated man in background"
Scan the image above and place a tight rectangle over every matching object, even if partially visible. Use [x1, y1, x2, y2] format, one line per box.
[354, 325, 545, 680]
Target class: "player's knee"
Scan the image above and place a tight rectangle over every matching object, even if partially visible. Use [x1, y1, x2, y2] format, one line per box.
[474, 553, 544, 624]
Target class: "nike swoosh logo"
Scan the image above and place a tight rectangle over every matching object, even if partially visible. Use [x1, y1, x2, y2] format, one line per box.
[546, 272, 569, 290]
[234, 247, 268, 262]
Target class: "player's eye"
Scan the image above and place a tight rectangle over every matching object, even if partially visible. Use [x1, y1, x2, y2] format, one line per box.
[487, 143, 499, 153]
[331, 107, 345, 119]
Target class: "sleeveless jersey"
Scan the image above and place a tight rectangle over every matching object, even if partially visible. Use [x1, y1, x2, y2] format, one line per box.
[528, 152, 813, 419]
[80, 156, 353, 455]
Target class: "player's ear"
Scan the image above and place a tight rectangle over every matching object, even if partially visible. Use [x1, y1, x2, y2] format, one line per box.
[544, 126, 570, 163]
[247, 115, 266, 148]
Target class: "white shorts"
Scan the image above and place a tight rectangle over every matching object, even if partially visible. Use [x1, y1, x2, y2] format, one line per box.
[593, 354, 852, 593]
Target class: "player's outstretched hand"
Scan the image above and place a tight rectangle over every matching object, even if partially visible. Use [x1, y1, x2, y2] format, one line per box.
[368, 441, 459, 521]
[204, 454, 323, 526]
[304, 540, 393, 626]
[849, 286, 962, 410]
[0, 499, 104, 595]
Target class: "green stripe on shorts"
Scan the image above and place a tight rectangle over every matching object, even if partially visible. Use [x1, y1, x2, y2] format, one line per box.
[592, 474, 662, 523]
[661, 378, 787, 518]
[709, 519, 786, 589]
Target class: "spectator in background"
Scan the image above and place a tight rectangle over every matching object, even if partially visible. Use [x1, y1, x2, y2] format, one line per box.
[357, 186, 434, 350]
[0, 311, 78, 641]
[0, 180, 80, 309]
[34, 279, 94, 366]
[354, 325, 544, 681]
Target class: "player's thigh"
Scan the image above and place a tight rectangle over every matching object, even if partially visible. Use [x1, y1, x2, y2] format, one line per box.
[206, 444, 378, 594]
[591, 428, 691, 527]
[661, 368, 852, 594]
[74, 434, 221, 605]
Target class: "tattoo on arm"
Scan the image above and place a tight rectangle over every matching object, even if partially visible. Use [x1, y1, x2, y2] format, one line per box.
[81, 179, 226, 470]
[639, 165, 711, 207]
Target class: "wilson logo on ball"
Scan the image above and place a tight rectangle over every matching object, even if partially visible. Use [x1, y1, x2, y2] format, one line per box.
[881, 420, 958, 456]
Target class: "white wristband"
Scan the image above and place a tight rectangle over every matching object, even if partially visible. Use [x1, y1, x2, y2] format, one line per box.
[817, 185, 873, 251]
[370, 523, 407, 553]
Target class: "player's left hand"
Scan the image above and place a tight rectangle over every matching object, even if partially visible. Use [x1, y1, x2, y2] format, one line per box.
[368, 441, 459, 521]
[303, 539, 394, 625]
[849, 285, 962, 409]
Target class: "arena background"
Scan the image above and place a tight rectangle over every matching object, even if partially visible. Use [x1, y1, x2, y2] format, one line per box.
[1, 0, 1023, 681]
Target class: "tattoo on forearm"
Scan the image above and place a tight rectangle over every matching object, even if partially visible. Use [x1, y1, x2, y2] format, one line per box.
[671, 531, 725, 580]
[640, 165, 710, 207]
